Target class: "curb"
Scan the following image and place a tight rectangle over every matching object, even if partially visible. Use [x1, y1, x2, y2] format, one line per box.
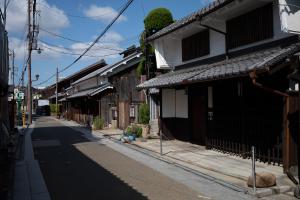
[250, 185, 294, 198]
[13, 122, 51, 200]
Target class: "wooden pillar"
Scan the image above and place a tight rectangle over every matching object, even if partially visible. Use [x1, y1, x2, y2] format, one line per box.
[283, 96, 290, 172]
[98, 100, 101, 117]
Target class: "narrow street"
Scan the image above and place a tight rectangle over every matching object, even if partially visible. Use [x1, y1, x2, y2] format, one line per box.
[31, 116, 204, 200]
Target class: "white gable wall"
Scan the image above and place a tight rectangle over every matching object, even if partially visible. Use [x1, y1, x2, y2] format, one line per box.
[279, 0, 300, 34]
[154, 2, 296, 70]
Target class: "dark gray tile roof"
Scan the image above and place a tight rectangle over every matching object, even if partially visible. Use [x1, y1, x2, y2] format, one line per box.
[137, 43, 300, 89]
[72, 51, 142, 85]
[147, 0, 233, 42]
[67, 88, 97, 99]
[90, 83, 113, 96]
[67, 83, 113, 99]
[48, 93, 65, 100]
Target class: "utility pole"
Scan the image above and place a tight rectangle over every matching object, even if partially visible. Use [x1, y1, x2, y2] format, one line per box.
[3, 0, 6, 27]
[12, 50, 15, 86]
[56, 67, 58, 118]
[27, 0, 32, 124]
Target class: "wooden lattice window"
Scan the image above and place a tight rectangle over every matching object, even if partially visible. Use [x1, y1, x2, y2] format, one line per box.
[182, 29, 210, 62]
[226, 3, 274, 49]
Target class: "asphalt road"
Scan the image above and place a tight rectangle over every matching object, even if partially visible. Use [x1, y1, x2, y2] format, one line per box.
[32, 117, 205, 200]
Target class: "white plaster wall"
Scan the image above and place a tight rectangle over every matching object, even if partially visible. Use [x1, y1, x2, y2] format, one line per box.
[154, 2, 295, 69]
[162, 89, 188, 118]
[209, 30, 226, 57]
[175, 89, 188, 118]
[162, 89, 175, 118]
[154, 39, 168, 69]
[279, 0, 300, 34]
[163, 38, 182, 69]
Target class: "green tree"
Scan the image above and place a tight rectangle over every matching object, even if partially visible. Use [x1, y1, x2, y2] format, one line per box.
[139, 103, 150, 124]
[138, 8, 174, 78]
[144, 8, 174, 36]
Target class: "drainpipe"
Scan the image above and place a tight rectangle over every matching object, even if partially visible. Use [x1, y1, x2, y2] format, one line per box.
[249, 70, 298, 184]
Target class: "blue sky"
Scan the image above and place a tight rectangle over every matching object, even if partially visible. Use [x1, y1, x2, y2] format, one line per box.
[3, 0, 212, 87]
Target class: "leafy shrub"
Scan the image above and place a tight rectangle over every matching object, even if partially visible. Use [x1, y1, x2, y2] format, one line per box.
[126, 126, 132, 134]
[137, 57, 146, 76]
[126, 125, 143, 138]
[50, 104, 61, 113]
[139, 103, 150, 124]
[136, 127, 143, 137]
[93, 116, 104, 130]
[144, 8, 174, 36]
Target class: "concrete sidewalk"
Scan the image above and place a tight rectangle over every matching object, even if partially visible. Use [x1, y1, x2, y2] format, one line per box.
[95, 127, 297, 198]
[13, 123, 51, 200]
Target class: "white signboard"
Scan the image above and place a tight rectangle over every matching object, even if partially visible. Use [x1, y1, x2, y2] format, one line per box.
[38, 100, 50, 106]
[15, 92, 24, 100]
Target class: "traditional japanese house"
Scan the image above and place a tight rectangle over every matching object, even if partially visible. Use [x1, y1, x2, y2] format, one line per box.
[65, 46, 144, 129]
[138, 0, 300, 172]
[44, 59, 107, 103]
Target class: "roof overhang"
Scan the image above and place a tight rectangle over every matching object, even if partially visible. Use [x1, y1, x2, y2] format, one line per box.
[67, 83, 113, 99]
[137, 43, 300, 89]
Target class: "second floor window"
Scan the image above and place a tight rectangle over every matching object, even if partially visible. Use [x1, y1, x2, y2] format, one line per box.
[182, 29, 210, 62]
[227, 3, 274, 49]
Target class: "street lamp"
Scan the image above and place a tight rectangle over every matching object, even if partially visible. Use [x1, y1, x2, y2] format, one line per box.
[32, 74, 39, 82]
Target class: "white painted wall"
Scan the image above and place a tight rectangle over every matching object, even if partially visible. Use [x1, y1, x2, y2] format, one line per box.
[162, 89, 175, 118]
[154, 2, 296, 69]
[162, 89, 188, 118]
[175, 90, 188, 118]
[278, 0, 300, 34]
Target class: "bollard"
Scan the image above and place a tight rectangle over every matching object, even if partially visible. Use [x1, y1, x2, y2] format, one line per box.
[252, 146, 256, 193]
[160, 132, 162, 156]
[22, 110, 26, 128]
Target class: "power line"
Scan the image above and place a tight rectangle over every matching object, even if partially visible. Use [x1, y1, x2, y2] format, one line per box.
[39, 38, 123, 52]
[40, 27, 140, 47]
[35, 0, 134, 87]
[39, 27, 82, 43]
[41, 44, 122, 58]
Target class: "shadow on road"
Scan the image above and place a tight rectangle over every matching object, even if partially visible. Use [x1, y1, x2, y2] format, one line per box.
[30, 118, 148, 200]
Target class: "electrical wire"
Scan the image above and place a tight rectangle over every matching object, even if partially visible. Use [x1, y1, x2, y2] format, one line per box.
[39, 27, 140, 47]
[39, 27, 82, 43]
[34, 0, 134, 87]
[41, 44, 122, 58]
[39, 38, 123, 52]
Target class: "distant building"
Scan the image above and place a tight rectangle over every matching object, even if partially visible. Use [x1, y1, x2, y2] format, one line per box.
[63, 46, 145, 129]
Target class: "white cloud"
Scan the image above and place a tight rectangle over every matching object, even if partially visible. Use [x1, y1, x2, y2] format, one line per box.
[84, 5, 127, 23]
[38, 0, 70, 32]
[5, 0, 69, 33]
[8, 37, 63, 61]
[8, 37, 27, 61]
[68, 40, 123, 61]
[100, 31, 124, 43]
